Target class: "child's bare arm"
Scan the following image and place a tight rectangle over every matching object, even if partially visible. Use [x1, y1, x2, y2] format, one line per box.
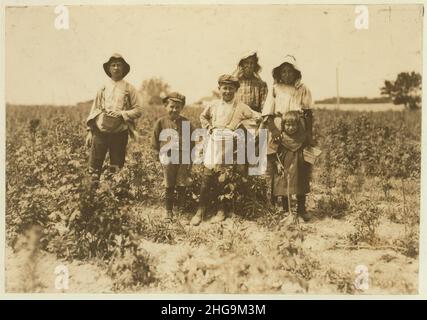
[243, 105, 262, 122]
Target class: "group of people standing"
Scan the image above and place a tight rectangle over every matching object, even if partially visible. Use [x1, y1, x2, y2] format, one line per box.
[85, 52, 315, 226]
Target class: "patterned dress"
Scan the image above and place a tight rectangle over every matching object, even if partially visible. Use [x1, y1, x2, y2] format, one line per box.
[234, 77, 268, 113]
[272, 114, 311, 196]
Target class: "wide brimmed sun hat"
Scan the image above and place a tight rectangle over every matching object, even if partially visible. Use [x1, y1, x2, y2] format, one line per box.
[272, 55, 302, 82]
[103, 53, 130, 78]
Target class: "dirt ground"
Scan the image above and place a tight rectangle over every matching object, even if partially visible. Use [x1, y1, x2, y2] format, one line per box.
[6, 202, 418, 295]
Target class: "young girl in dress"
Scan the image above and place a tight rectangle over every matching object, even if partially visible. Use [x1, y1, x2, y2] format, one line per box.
[273, 111, 312, 221]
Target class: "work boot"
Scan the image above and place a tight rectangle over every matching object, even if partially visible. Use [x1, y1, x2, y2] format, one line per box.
[190, 208, 205, 226]
[211, 208, 227, 223]
[297, 195, 311, 222]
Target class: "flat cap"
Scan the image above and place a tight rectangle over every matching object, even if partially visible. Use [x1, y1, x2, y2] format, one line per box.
[218, 74, 240, 88]
[163, 92, 186, 105]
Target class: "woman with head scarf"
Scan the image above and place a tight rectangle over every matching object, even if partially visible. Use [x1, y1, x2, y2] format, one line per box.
[233, 52, 268, 113]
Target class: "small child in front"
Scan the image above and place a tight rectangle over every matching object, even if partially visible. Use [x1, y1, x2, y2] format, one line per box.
[272, 110, 312, 221]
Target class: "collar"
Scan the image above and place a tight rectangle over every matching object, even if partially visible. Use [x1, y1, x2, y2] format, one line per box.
[220, 98, 235, 107]
[109, 78, 124, 86]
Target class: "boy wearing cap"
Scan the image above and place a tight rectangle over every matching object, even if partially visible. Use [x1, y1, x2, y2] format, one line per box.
[152, 92, 195, 222]
[190, 75, 261, 226]
[86, 53, 143, 182]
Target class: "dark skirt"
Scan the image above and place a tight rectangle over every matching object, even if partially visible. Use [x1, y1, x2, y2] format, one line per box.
[272, 149, 311, 196]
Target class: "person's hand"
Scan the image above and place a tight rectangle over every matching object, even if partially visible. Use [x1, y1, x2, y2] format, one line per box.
[233, 130, 245, 140]
[271, 128, 281, 143]
[106, 110, 123, 118]
[255, 117, 263, 124]
[85, 131, 92, 148]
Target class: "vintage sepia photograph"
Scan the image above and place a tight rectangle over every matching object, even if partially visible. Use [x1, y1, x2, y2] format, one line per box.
[3, 3, 423, 295]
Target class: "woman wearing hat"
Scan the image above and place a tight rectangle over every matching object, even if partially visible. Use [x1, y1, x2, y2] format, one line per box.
[233, 52, 268, 113]
[86, 53, 143, 183]
[262, 55, 314, 220]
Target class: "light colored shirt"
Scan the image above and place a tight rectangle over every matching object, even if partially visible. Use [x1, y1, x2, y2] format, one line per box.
[200, 98, 261, 131]
[262, 81, 312, 116]
[214, 99, 235, 128]
[200, 98, 262, 169]
[86, 79, 143, 137]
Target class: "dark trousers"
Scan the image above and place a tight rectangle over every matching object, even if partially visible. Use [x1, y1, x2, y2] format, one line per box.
[89, 129, 128, 176]
[281, 195, 306, 213]
[165, 186, 185, 211]
[198, 170, 235, 213]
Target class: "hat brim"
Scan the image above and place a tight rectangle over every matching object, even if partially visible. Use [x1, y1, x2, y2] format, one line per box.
[163, 97, 186, 105]
[272, 61, 302, 83]
[218, 81, 240, 89]
[103, 57, 130, 78]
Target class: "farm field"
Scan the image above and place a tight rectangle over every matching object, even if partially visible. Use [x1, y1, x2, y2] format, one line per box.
[313, 103, 406, 112]
[5, 103, 421, 294]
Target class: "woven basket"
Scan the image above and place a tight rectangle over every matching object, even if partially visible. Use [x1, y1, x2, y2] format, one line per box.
[303, 146, 322, 164]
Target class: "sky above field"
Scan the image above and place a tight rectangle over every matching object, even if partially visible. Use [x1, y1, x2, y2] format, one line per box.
[5, 4, 423, 105]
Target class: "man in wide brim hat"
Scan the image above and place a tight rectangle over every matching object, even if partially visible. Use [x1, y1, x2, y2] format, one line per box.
[103, 53, 131, 78]
[85, 53, 142, 184]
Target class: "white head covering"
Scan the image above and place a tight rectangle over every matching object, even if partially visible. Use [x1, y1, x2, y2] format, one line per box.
[272, 54, 303, 86]
[273, 55, 301, 72]
[232, 50, 263, 80]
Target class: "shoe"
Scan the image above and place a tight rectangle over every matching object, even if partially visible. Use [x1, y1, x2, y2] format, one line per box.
[211, 209, 226, 223]
[190, 208, 204, 226]
[300, 211, 312, 222]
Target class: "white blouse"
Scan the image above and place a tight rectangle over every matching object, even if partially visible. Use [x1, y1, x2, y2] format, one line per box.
[262, 81, 312, 116]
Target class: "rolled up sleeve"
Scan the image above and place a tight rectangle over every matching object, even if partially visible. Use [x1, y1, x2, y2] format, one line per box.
[200, 105, 213, 131]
